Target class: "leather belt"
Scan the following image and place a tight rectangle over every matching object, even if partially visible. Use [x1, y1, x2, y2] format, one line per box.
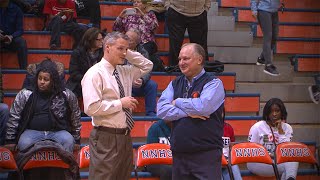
[94, 126, 130, 136]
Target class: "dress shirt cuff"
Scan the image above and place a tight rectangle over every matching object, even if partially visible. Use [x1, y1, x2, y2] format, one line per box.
[114, 99, 122, 109]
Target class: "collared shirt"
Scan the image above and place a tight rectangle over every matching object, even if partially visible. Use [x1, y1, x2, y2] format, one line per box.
[165, 0, 211, 17]
[0, 2, 23, 38]
[81, 50, 153, 128]
[157, 69, 225, 121]
[250, 0, 280, 14]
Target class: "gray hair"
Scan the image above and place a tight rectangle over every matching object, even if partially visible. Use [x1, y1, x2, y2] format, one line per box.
[126, 28, 142, 44]
[103, 31, 130, 50]
[181, 43, 206, 65]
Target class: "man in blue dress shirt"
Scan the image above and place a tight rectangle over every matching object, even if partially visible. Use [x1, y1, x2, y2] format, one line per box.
[157, 43, 225, 180]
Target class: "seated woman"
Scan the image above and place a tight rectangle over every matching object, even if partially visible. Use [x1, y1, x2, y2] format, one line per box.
[66, 27, 104, 97]
[113, 0, 159, 56]
[4, 59, 81, 153]
[247, 98, 298, 180]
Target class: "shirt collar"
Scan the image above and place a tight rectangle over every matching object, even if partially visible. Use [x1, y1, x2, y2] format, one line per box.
[184, 68, 205, 86]
[100, 58, 116, 74]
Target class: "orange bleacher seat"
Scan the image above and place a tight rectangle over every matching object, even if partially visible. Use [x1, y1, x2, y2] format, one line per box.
[237, 9, 319, 23]
[22, 32, 187, 52]
[150, 73, 236, 92]
[275, 142, 319, 175]
[100, 2, 132, 17]
[2, 71, 236, 92]
[0, 50, 71, 69]
[134, 143, 172, 180]
[294, 58, 320, 72]
[23, 33, 74, 49]
[276, 40, 320, 54]
[0, 147, 18, 170]
[257, 25, 320, 38]
[3, 93, 259, 115]
[229, 142, 280, 180]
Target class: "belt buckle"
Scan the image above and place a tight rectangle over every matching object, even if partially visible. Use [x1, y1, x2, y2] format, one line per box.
[124, 129, 129, 136]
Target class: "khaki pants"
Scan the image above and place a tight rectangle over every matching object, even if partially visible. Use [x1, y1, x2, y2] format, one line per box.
[88, 127, 133, 180]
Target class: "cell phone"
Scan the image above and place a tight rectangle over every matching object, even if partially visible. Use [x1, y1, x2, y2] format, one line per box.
[125, 8, 136, 15]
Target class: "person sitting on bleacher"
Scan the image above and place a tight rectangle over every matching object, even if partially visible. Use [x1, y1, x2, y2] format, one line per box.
[247, 98, 299, 180]
[0, 0, 28, 69]
[113, 0, 159, 56]
[74, 0, 101, 28]
[146, 119, 172, 180]
[125, 28, 158, 116]
[42, 0, 86, 50]
[66, 27, 104, 98]
[4, 58, 81, 153]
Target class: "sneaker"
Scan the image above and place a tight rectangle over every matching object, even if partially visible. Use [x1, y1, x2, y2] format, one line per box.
[264, 64, 280, 76]
[256, 57, 265, 65]
[308, 85, 319, 104]
[49, 44, 59, 50]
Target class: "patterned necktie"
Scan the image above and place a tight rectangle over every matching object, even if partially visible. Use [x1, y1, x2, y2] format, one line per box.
[113, 69, 134, 130]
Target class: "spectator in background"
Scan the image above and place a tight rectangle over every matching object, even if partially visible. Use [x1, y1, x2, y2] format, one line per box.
[247, 98, 299, 179]
[308, 74, 319, 104]
[0, 68, 9, 146]
[113, 0, 158, 56]
[157, 43, 225, 179]
[250, 0, 282, 76]
[0, 0, 28, 69]
[125, 28, 158, 116]
[146, 119, 172, 180]
[221, 107, 242, 180]
[74, 0, 101, 28]
[165, 0, 210, 66]
[4, 59, 81, 153]
[66, 27, 104, 98]
[43, 0, 86, 49]
[145, 0, 166, 21]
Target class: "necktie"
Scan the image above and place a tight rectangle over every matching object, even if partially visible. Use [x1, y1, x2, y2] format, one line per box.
[113, 69, 134, 130]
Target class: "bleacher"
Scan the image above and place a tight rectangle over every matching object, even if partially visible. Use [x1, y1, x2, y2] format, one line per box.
[0, 0, 319, 179]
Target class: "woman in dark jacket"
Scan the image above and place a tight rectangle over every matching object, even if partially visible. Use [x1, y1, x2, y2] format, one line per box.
[4, 59, 81, 153]
[66, 27, 104, 97]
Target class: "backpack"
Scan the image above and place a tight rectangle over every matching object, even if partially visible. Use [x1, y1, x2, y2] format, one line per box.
[150, 53, 166, 72]
[204, 60, 224, 73]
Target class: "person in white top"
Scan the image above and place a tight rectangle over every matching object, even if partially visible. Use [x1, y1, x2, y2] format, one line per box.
[81, 31, 153, 180]
[247, 98, 299, 180]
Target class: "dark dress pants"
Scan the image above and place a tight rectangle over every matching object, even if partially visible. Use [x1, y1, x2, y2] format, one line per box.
[47, 16, 86, 48]
[166, 7, 208, 66]
[172, 149, 222, 180]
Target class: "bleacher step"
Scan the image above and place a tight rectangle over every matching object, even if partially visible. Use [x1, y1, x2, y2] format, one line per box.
[257, 102, 320, 124]
[207, 30, 253, 46]
[224, 62, 295, 82]
[292, 125, 320, 146]
[236, 82, 313, 102]
[209, 46, 261, 63]
[208, 16, 235, 31]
